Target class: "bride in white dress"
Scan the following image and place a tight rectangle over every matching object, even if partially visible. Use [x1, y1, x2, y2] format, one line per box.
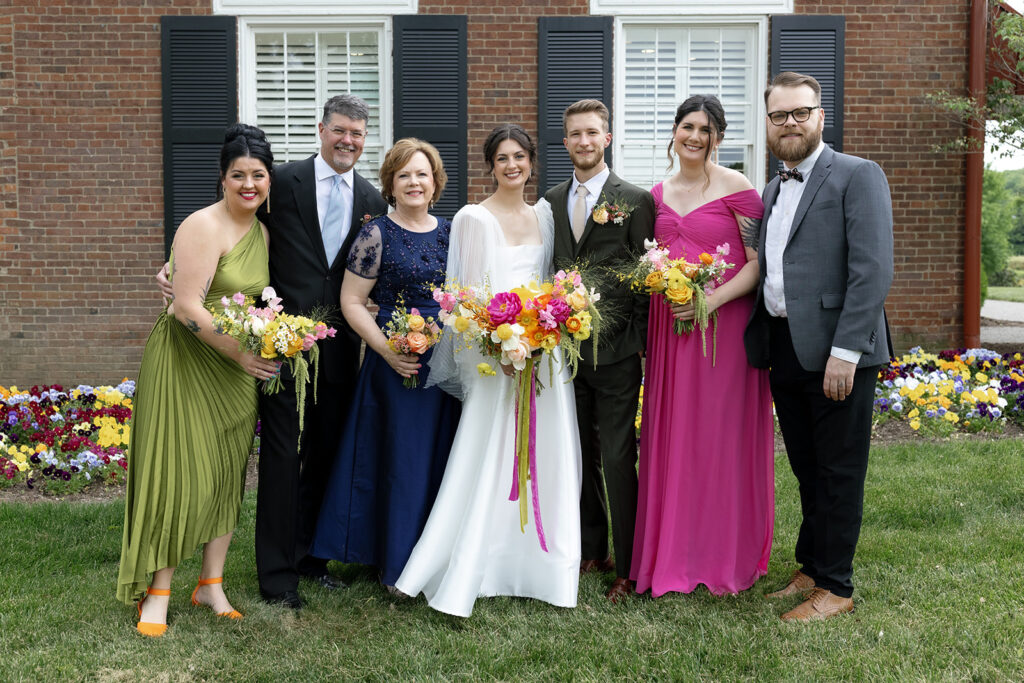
[395, 124, 582, 617]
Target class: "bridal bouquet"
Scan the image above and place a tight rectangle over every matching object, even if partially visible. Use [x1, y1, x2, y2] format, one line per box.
[623, 239, 734, 362]
[383, 304, 442, 388]
[432, 270, 602, 550]
[210, 287, 335, 444]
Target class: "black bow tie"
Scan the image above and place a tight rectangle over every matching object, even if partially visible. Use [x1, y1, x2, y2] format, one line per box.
[778, 168, 804, 183]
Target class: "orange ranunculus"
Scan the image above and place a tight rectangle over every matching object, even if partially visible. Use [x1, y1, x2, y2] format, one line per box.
[406, 331, 429, 354]
[534, 293, 552, 309]
[699, 252, 715, 265]
[644, 271, 665, 291]
[565, 316, 582, 334]
[682, 263, 699, 278]
[285, 331, 304, 357]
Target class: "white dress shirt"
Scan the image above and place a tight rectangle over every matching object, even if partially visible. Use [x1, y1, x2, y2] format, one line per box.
[314, 153, 355, 240]
[567, 166, 610, 227]
[764, 141, 860, 364]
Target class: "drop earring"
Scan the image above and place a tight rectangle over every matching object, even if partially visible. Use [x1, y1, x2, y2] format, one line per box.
[264, 189, 271, 214]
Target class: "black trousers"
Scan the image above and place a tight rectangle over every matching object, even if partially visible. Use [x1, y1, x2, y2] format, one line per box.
[575, 353, 643, 579]
[768, 318, 877, 598]
[255, 379, 353, 596]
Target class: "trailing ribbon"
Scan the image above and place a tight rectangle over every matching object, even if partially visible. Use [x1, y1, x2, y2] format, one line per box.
[508, 355, 548, 552]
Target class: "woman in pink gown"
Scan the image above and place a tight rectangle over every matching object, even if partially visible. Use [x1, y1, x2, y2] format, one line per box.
[631, 95, 775, 596]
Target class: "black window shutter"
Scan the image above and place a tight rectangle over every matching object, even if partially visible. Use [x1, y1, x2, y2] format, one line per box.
[537, 16, 613, 193]
[769, 15, 844, 178]
[393, 15, 467, 221]
[160, 16, 237, 257]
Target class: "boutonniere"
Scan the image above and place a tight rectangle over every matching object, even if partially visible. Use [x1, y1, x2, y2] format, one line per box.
[361, 213, 374, 225]
[592, 196, 636, 225]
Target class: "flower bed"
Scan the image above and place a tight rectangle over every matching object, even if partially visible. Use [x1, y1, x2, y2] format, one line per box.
[875, 347, 1024, 437]
[0, 382, 134, 495]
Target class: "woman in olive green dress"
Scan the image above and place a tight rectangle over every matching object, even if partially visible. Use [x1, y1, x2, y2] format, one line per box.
[117, 124, 280, 637]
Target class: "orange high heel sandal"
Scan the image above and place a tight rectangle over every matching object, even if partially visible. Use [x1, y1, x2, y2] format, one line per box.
[191, 577, 243, 619]
[136, 586, 171, 637]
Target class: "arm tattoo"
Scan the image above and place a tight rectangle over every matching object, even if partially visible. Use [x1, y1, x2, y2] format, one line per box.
[185, 318, 200, 334]
[738, 215, 762, 250]
[198, 276, 211, 304]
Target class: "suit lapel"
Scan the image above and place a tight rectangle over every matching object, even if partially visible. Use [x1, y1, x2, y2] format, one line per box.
[575, 172, 618, 257]
[337, 172, 373, 272]
[290, 156, 328, 269]
[549, 180, 575, 260]
[786, 146, 834, 247]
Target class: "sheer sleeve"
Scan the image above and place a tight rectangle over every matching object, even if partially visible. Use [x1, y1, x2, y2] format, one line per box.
[345, 219, 384, 279]
[534, 198, 555, 278]
[425, 205, 500, 400]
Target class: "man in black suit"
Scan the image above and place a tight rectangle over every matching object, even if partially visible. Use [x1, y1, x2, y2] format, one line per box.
[744, 72, 893, 622]
[158, 94, 388, 609]
[544, 100, 654, 603]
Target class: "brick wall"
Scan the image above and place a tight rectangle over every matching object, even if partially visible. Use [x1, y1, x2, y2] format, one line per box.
[796, 0, 968, 351]
[0, 0, 971, 387]
[1, 1, 211, 387]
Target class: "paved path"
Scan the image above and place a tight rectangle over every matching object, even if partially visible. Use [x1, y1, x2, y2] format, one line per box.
[980, 299, 1024, 347]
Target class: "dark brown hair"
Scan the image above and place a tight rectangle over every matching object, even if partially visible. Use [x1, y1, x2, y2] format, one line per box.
[764, 71, 822, 107]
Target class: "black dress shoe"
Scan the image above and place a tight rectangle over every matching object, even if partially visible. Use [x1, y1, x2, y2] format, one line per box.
[302, 572, 345, 590]
[261, 589, 303, 610]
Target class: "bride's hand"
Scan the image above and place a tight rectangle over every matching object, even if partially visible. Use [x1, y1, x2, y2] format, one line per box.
[382, 349, 421, 378]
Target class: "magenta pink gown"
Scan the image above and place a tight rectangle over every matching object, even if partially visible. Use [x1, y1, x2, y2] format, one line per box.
[630, 185, 774, 597]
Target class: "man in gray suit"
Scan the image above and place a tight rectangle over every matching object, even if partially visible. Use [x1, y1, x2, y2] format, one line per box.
[744, 72, 894, 622]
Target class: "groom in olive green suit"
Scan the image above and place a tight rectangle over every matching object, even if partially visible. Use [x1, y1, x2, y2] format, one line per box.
[544, 99, 654, 602]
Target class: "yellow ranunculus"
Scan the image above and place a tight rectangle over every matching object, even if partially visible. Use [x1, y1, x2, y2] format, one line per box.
[665, 285, 693, 304]
[644, 271, 664, 291]
[407, 315, 425, 332]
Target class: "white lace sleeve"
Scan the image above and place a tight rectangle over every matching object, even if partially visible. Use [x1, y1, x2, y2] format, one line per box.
[425, 205, 500, 400]
[534, 198, 555, 278]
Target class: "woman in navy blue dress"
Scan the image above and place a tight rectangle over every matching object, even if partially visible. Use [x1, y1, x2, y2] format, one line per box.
[310, 139, 460, 591]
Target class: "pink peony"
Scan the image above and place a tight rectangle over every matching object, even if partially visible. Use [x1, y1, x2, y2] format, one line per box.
[487, 291, 523, 325]
[545, 298, 572, 324]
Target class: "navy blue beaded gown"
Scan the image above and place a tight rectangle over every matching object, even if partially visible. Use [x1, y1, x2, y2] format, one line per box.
[310, 214, 461, 586]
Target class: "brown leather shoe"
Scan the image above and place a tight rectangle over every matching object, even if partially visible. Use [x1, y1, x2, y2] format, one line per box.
[765, 570, 815, 599]
[605, 577, 634, 603]
[580, 556, 615, 574]
[780, 588, 854, 622]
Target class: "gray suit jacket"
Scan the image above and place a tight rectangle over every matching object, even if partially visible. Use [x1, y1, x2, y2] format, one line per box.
[744, 146, 894, 371]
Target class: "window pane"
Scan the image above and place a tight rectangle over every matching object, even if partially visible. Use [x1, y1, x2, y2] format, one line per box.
[620, 23, 757, 191]
[252, 27, 383, 187]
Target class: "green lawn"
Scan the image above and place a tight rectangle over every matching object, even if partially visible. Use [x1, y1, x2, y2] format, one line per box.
[2, 440, 1023, 681]
[989, 286, 1024, 304]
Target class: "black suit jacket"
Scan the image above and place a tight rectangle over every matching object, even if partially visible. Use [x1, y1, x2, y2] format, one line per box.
[545, 171, 655, 365]
[258, 155, 388, 383]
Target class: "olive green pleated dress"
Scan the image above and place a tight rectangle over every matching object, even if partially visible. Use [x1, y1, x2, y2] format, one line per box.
[117, 220, 268, 604]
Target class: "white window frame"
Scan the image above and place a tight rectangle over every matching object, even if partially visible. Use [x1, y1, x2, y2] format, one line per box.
[593, 0, 791, 16]
[216, 0, 415, 15]
[613, 15, 768, 191]
[238, 16, 392, 180]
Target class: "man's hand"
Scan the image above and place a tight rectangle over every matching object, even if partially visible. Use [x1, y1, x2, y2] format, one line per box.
[823, 355, 857, 401]
[156, 262, 174, 303]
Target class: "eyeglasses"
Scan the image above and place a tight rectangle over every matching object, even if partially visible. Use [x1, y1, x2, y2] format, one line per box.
[328, 127, 366, 140]
[767, 106, 820, 126]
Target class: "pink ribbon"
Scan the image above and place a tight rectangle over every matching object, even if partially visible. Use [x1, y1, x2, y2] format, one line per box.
[508, 360, 548, 552]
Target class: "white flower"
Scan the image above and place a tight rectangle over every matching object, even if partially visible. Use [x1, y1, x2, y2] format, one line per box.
[643, 238, 659, 250]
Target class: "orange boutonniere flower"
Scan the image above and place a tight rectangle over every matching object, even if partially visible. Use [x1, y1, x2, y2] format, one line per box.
[592, 195, 636, 226]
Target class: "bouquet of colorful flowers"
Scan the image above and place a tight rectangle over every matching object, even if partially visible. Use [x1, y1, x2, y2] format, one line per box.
[432, 270, 602, 550]
[383, 304, 442, 388]
[210, 286, 336, 444]
[622, 238, 734, 362]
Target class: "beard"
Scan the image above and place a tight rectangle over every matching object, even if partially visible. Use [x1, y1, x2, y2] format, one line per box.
[569, 147, 604, 171]
[767, 126, 822, 163]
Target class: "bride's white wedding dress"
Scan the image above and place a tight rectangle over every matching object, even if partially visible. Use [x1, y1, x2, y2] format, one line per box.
[395, 201, 582, 617]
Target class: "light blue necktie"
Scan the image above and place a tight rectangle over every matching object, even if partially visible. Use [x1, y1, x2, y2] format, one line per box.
[322, 174, 347, 266]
